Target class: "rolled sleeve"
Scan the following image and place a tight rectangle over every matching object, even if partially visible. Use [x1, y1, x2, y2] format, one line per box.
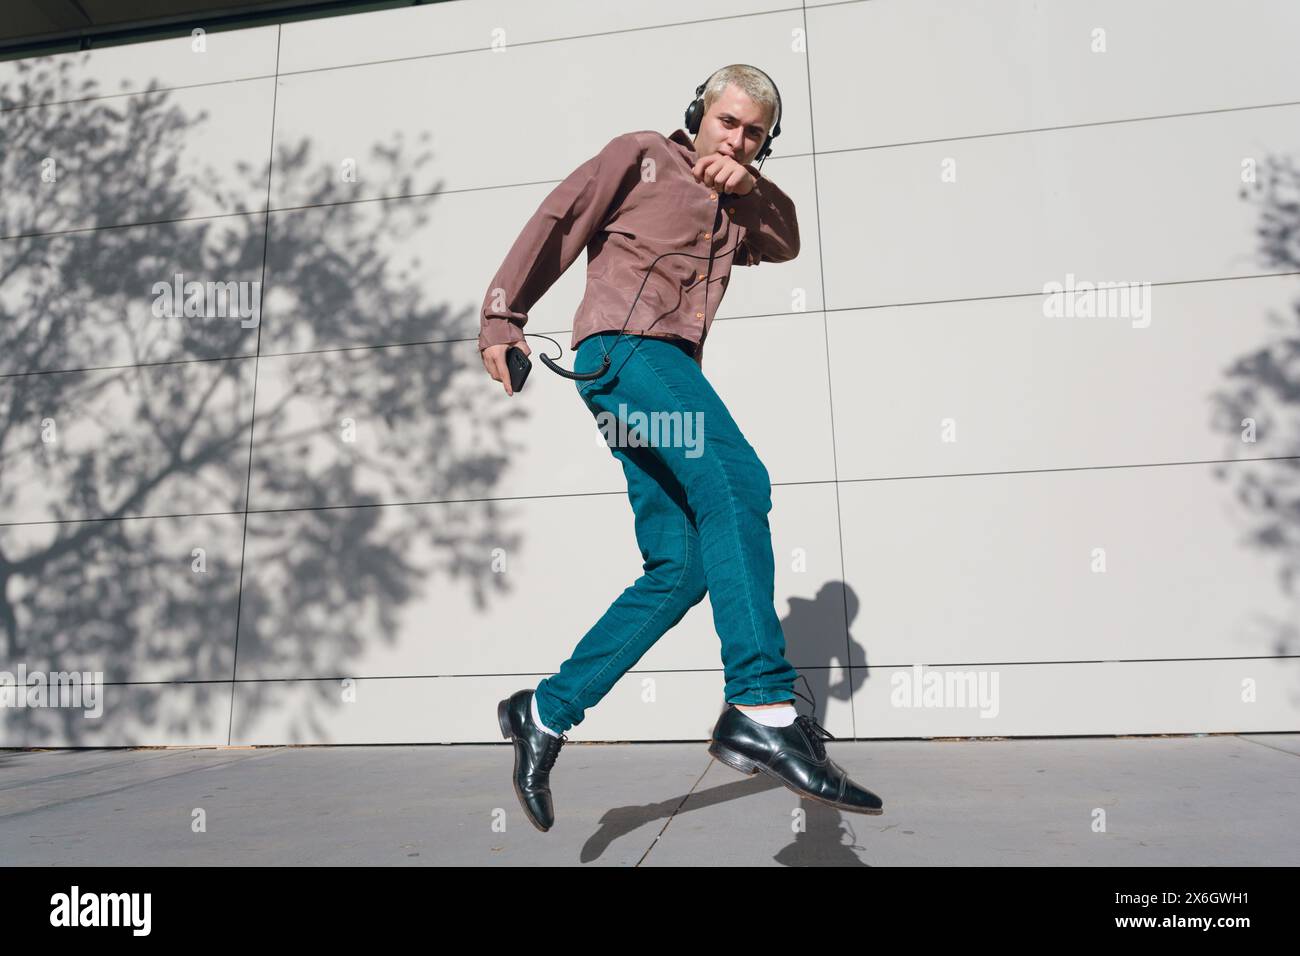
[727, 164, 800, 266]
[479, 315, 526, 349]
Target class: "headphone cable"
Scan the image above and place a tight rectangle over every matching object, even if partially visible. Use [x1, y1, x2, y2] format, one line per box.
[538, 192, 744, 381]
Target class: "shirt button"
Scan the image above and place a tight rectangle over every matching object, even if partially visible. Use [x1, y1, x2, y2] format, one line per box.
[696, 312, 704, 318]
[703, 232, 711, 239]
[728, 207, 736, 214]
[697, 273, 706, 280]
[709, 192, 717, 201]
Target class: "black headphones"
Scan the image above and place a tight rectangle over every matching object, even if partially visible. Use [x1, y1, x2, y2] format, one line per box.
[531, 67, 784, 382]
[684, 64, 783, 168]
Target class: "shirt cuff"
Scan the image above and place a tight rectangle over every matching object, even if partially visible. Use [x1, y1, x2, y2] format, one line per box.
[479, 316, 526, 350]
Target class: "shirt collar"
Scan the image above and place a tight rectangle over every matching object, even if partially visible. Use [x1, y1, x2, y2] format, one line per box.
[668, 127, 698, 159]
[667, 127, 761, 178]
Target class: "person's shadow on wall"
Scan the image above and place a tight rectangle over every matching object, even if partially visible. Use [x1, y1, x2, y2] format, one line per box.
[582, 579, 874, 866]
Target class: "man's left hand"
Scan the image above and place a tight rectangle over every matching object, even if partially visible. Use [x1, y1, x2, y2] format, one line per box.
[692, 153, 756, 195]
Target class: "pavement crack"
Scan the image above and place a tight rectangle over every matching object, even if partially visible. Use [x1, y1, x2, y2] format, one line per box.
[634, 755, 716, 866]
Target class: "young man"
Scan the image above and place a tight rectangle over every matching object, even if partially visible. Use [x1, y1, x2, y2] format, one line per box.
[480, 64, 883, 831]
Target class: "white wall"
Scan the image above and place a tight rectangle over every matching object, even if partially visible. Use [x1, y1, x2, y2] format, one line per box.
[2, 0, 1299, 746]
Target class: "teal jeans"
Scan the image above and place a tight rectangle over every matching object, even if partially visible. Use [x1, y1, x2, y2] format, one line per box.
[533, 331, 799, 733]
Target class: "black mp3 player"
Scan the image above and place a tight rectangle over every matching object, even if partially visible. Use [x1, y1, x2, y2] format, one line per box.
[505, 345, 532, 392]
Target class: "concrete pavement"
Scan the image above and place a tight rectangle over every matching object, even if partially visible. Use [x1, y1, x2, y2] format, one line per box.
[2, 734, 1297, 865]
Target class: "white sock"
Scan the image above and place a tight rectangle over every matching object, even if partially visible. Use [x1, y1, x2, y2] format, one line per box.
[531, 693, 562, 738]
[736, 703, 798, 727]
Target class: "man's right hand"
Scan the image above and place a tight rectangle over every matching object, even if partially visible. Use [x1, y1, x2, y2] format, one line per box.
[481, 340, 531, 396]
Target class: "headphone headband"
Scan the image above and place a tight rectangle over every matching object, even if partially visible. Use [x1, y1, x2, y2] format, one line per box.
[683, 65, 783, 165]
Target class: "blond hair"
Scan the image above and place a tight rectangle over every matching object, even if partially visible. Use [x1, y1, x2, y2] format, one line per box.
[700, 64, 780, 133]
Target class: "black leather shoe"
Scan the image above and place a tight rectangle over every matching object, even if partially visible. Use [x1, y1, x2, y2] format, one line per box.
[708, 696, 883, 815]
[497, 689, 567, 832]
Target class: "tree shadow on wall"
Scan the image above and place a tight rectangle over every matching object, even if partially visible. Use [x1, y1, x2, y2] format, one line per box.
[0, 57, 526, 744]
[1212, 152, 1300, 707]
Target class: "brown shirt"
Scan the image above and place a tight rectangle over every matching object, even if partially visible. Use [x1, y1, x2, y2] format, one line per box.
[477, 127, 800, 367]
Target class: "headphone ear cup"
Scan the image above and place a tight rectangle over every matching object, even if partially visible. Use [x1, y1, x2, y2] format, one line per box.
[684, 98, 702, 134]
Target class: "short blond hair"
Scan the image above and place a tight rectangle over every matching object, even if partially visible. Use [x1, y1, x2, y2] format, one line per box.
[700, 64, 780, 133]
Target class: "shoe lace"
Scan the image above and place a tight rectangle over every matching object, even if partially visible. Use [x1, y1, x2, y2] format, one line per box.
[790, 674, 835, 761]
[539, 732, 567, 772]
